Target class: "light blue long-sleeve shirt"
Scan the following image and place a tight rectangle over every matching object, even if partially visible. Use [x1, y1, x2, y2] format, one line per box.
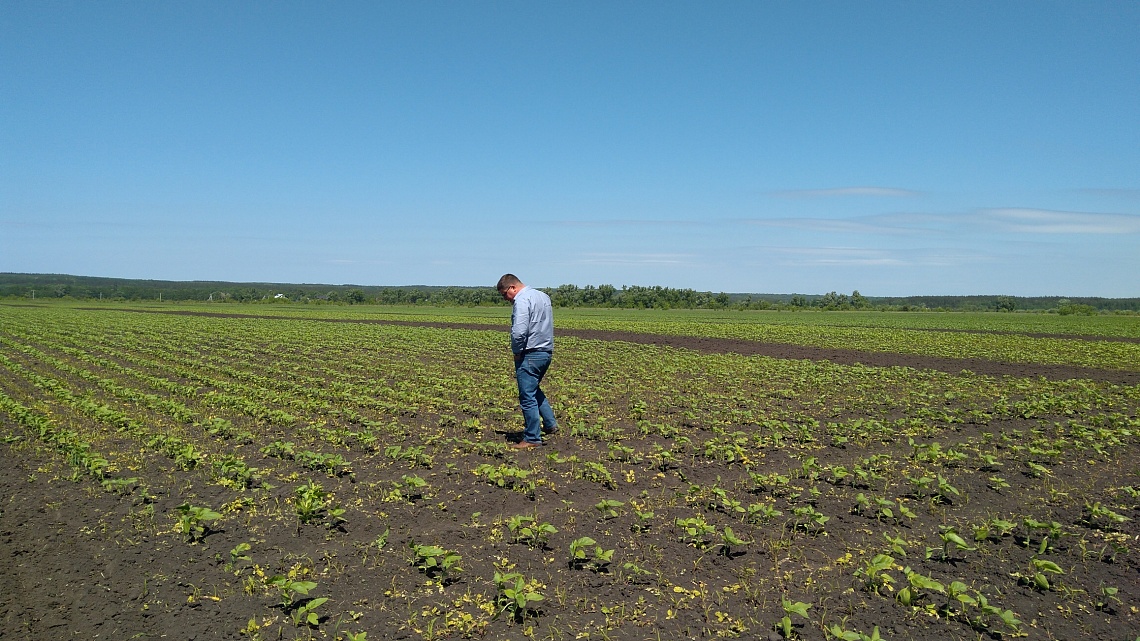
[510, 286, 554, 354]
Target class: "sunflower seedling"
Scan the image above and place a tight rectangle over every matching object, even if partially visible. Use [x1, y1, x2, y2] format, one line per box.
[718, 526, 750, 557]
[494, 571, 544, 622]
[1084, 501, 1130, 529]
[827, 624, 882, 641]
[507, 514, 557, 548]
[226, 542, 252, 573]
[1023, 558, 1065, 591]
[267, 575, 317, 611]
[854, 554, 897, 594]
[1095, 584, 1122, 612]
[776, 598, 810, 638]
[932, 526, 976, 562]
[175, 503, 220, 543]
[410, 543, 462, 583]
[897, 567, 945, 607]
[675, 516, 716, 548]
[291, 595, 328, 627]
[594, 498, 624, 520]
[630, 508, 655, 533]
[294, 481, 330, 525]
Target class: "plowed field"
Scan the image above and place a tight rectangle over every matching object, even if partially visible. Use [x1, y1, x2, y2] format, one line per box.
[2, 304, 1138, 640]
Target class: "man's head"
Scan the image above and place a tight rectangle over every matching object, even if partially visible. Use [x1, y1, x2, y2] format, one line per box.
[497, 273, 523, 302]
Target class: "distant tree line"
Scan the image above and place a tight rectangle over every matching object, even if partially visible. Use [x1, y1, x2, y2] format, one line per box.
[1, 273, 1137, 313]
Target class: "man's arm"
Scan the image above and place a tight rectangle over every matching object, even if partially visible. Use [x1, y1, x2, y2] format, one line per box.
[510, 294, 531, 357]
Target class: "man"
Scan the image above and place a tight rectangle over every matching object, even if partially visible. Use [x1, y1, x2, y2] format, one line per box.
[497, 273, 557, 449]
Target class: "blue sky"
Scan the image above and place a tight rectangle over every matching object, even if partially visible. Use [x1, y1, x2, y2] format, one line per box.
[3, 2, 1138, 296]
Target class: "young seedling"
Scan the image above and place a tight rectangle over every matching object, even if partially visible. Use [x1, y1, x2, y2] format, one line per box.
[630, 508, 655, 533]
[907, 475, 935, 498]
[897, 567, 945, 607]
[854, 554, 897, 594]
[507, 515, 557, 548]
[568, 536, 614, 572]
[1022, 518, 1064, 552]
[569, 536, 596, 569]
[400, 474, 429, 502]
[973, 592, 1022, 634]
[294, 480, 329, 525]
[581, 462, 617, 489]
[365, 528, 388, 552]
[1018, 558, 1065, 591]
[943, 580, 977, 616]
[494, 571, 544, 622]
[226, 542, 252, 574]
[1095, 584, 1122, 612]
[291, 595, 328, 627]
[594, 498, 625, 520]
[650, 444, 678, 472]
[175, 503, 221, 543]
[826, 465, 851, 486]
[827, 624, 882, 641]
[1083, 501, 1130, 530]
[620, 561, 653, 583]
[933, 475, 960, 504]
[791, 505, 829, 534]
[776, 598, 811, 639]
[989, 518, 1016, 537]
[267, 575, 317, 612]
[325, 505, 347, 530]
[101, 476, 138, 496]
[932, 526, 976, 562]
[409, 543, 462, 583]
[747, 502, 783, 524]
[675, 516, 716, 548]
[883, 533, 908, 557]
[718, 526, 751, 557]
[976, 453, 1002, 471]
[591, 546, 615, 573]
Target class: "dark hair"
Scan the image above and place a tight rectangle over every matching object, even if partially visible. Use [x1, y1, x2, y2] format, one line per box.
[496, 273, 521, 292]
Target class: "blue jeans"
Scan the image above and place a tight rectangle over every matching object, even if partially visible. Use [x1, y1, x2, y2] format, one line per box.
[515, 351, 556, 444]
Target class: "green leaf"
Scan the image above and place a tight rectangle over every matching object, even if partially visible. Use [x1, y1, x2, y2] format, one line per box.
[291, 581, 318, 595]
[782, 599, 811, 618]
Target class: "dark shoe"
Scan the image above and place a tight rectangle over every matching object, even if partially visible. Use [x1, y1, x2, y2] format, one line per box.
[510, 441, 542, 450]
[542, 425, 558, 435]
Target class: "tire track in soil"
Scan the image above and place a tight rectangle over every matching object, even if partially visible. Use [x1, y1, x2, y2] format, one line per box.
[76, 308, 1140, 386]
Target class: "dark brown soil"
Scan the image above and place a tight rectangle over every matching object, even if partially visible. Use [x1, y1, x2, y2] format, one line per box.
[3, 307, 1139, 641]
[0, 446, 258, 639]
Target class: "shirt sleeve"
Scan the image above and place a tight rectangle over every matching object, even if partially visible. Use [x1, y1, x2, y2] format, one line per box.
[510, 295, 531, 354]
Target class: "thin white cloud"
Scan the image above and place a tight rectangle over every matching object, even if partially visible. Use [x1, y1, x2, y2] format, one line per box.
[742, 211, 963, 236]
[742, 215, 929, 236]
[747, 246, 990, 268]
[575, 252, 696, 265]
[743, 208, 1140, 236]
[770, 186, 921, 199]
[979, 208, 1140, 234]
[763, 247, 905, 266]
[1075, 188, 1140, 200]
[550, 219, 699, 228]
